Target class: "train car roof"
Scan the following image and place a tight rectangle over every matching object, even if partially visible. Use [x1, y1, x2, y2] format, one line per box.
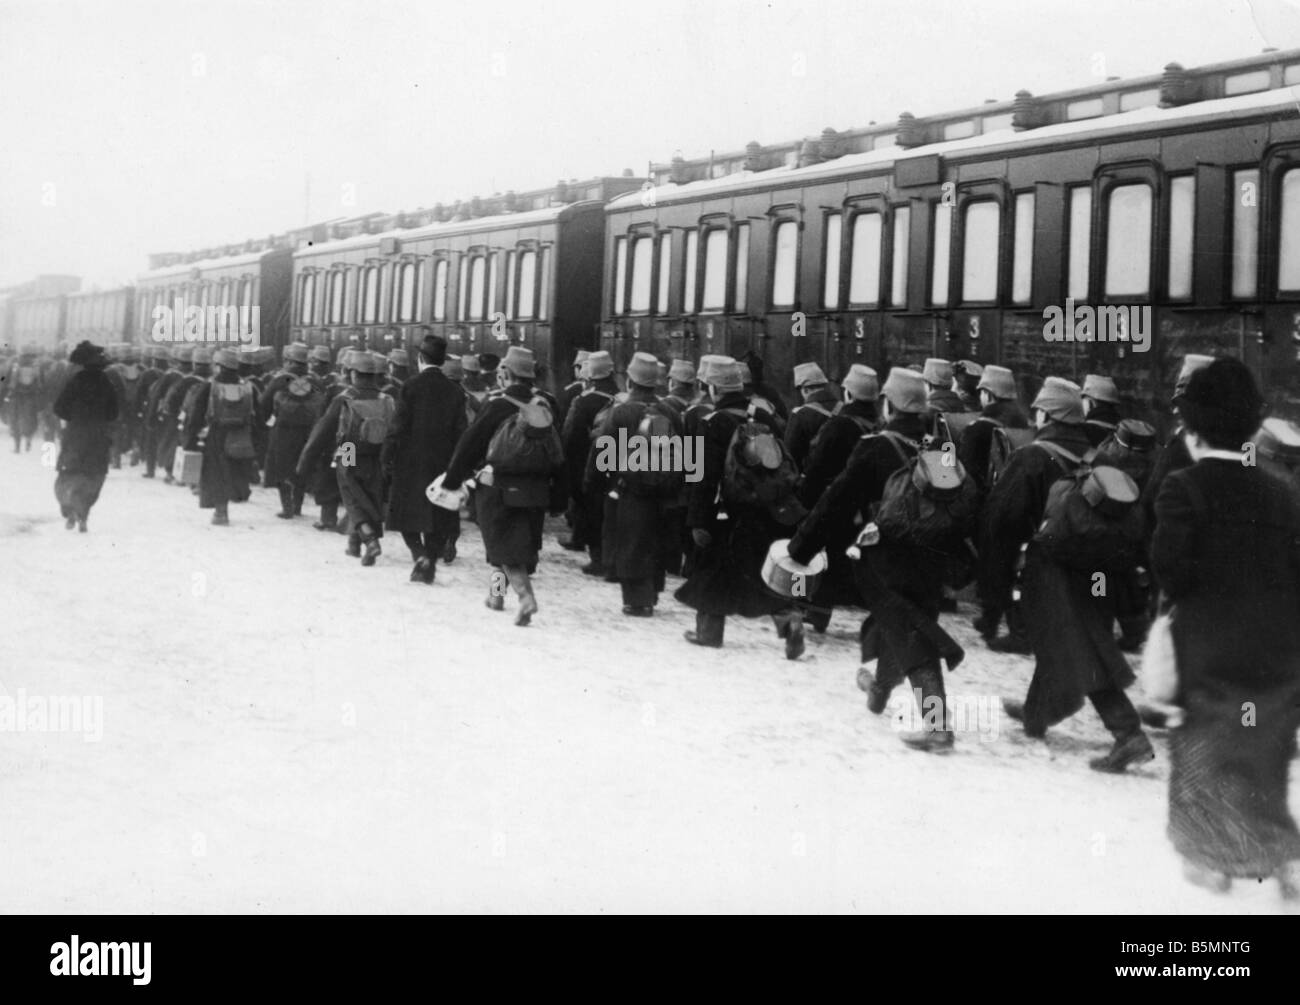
[292, 200, 603, 260]
[613, 85, 1300, 210]
[137, 247, 281, 282]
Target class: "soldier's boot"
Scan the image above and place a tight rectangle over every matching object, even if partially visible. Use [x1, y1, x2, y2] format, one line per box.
[276, 484, 295, 519]
[505, 566, 538, 626]
[1088, 730, 1155, 774]
[900, 664, 954, 753]
[774, 609, 805, 660]
[1002, 698, 1046, 739]
[291, 486, 305, 516]
[77, 516, 88, 533]
[313, 504, 338, 531]
[857, 668, 892, 715]
[344, 531, 362, 558]
[410, 558, 434, 584]
[684, 612, 725, 648]
[211, 505, 230, 527]
[360, 528, 382, 568]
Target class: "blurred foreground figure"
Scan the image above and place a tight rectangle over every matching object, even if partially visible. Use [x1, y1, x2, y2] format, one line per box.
[53, 341, 118, 532]
[1152, 358, 1300, 901]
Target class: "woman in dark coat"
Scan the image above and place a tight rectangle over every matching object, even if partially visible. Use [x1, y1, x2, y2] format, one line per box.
[442, 346, 566, 626]
[53, 341, 118, 531]
[1152, 359, 1300, 900]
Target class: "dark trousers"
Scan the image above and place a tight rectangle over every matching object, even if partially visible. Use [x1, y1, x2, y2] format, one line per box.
[621, 579, 658, 608]
[1089, 685, 1142, 740]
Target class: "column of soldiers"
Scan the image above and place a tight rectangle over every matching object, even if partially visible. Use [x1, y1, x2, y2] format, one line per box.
[24, 339, 1300, 775]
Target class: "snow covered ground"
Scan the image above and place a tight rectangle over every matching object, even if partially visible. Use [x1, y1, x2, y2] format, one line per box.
[0, 441, 1293, 914]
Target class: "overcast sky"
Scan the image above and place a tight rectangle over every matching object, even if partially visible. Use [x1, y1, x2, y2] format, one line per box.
[3, 0, 1300, 289]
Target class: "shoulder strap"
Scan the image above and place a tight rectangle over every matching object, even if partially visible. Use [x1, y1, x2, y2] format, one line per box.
[799, 401, 834, 419]
[877, 430, 918, 468]
[1031, 439, 1085, 472]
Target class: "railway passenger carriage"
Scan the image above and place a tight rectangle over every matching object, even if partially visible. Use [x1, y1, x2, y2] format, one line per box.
[602, 49, 1300, 421]
[64, 286, 135, 350]
[133, 240, 295, 357]
[290, 177, 643, 394]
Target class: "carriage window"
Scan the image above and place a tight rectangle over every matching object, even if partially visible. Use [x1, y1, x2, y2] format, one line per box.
[1280, 169, 1300, 293]
[1066, 98, 1104, 121]
[891, 207, 910, 307]
[239, 279, 255, 308]
[1225, 70, 1270, 96]
[1231, 168, 1260, 299]
[361, 266, 380, 324]
[467, 256, 487, 320]
[504, 251, 517, 320]
[537, 247, 551, 321]
[396, 263, 417, 322]
[612, 236, 628, 315]
[656, 234, 672, 313]
[630, 236, 654, 313]
[943, 120, 976, 141]
[962, 201, 1000, 302]
[735, 224, 751, 313]
[199, 284, 211, 309]
[518, 250, 537, 320]
[822, 213, 842, 310]
[1012, 193, 1035, 305]
[432, 260, 448, 321]
[683, 229, 699, 313]
[1105, 184, 1152, 297]
[1168, 176, 1196, 300]
[328, 271, 345, 324]
[767, 221, 795, 310]
[414, 261, 425, 321]
[487, 253, 500, 316]
[1120, 89, 1159, 111]
[299, 274, 316, 324]
[930, 202, 952, 306]
[849, 213, 882, 305]
[219, 280, 231, 307]
[1068, 186, 1092, 299]
[457, 258, 472, 320]
[702, 229, 729, 311]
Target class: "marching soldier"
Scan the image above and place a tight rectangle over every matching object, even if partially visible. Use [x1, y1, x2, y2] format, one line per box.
[976, 376, 1091, 656]
[788, 367, 966, 751]
[136, 347, 169, 471]
[953, 360, 984, 411]
[955, 364, 1030, 496]
[163, 347, 209, 485]
[260, 343, 322, 519]
[1081, 374, 1122, 447]
[297, 351, 395, 565]
[556, 350, 590, 428]
[143, 345, 187, 479]
[799, 365, 880, 509]
[198, 349, 258, 526]
[590, 352, 685, 616]
[783, 362, 837, 472]
[923, 357, 968, 422]
[674, 358, 805, 656]
[441, 346, 567, 626]
[383, 348, 409, 398]
[4, 345, 44, 453]
[561, 349, 619, 575]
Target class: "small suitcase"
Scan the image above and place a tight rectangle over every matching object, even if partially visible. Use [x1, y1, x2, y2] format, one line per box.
[178, 449, 203, 486]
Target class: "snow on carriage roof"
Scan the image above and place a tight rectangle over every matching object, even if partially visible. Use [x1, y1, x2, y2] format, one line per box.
[292, 201, 599, 259]
[611, 86, 1300, 210]
[138, 248, 276, 282]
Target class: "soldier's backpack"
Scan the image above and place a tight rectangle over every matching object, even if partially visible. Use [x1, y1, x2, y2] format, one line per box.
[873, 431, 981, 551]
[275, 376, 320, 428]
[985, 422, 1036, 488]
[486, 395, 564, 476]
[1033, 461, 1144, 571]
[210, 381, 254, 428]
[621, 402, 684, 497]
[338, 394, 395, 455]
[720, 406, 805, 525]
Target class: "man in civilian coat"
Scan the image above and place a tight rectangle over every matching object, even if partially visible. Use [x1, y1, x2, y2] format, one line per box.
[382, 334, 468, 584]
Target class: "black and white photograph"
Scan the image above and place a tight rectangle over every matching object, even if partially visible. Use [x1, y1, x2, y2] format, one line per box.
[2, 0, 1300, 942]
